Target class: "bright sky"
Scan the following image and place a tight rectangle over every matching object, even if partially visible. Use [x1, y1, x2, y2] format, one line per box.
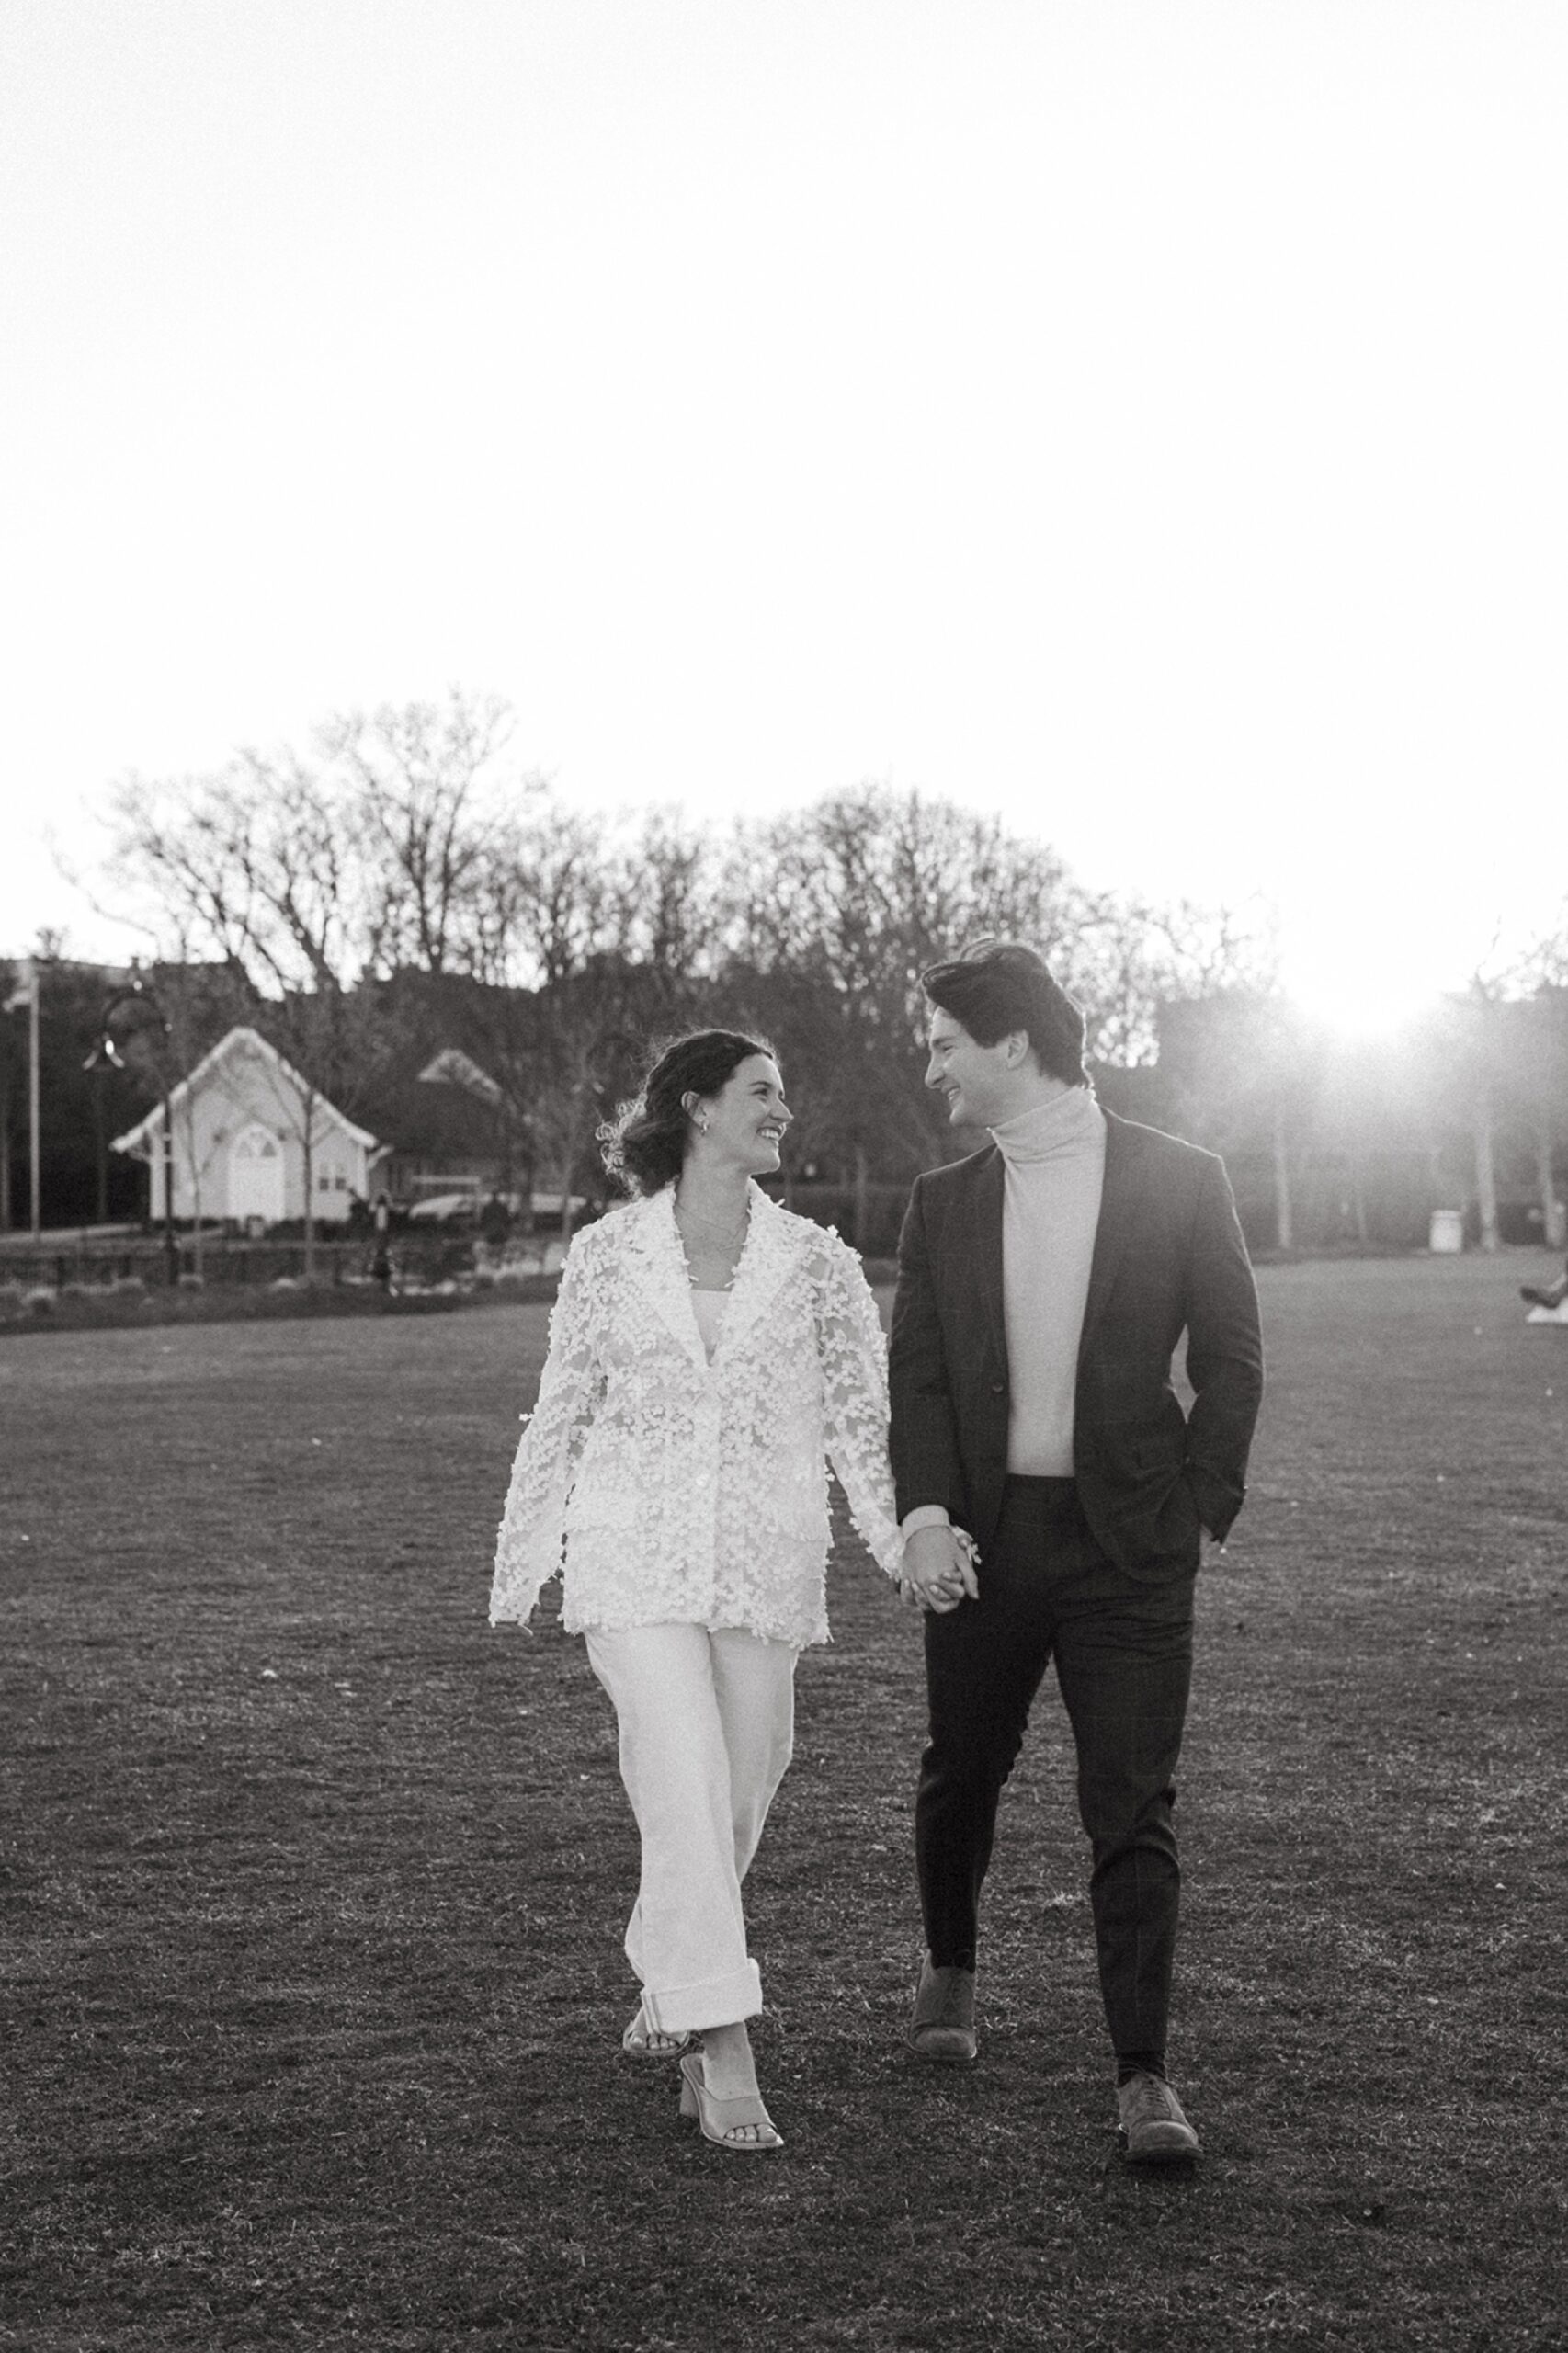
[3, 0, 1564, 1034]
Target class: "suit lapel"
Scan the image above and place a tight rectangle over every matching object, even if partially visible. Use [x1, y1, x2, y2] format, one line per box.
[1079, 1111, 1138, 1351]
[714, 1183, 793, 1362]
[967, 1149, 1007, 1370]
[621, 1188, 708, 1370]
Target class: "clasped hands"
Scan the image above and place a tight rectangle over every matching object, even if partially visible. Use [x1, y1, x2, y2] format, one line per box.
[899, 1523, 981, 1613]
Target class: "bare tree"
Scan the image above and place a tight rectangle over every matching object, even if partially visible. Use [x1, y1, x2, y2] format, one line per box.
[1154, 990, 1317, 1252]
[105, 767, 394, 1276]
[487, 801, 620, 988]
[1520, 987, 1568, 1249]
[107, 691, 540, 991]
[108, 757, 365, 999]
[463, 800, 722, 1238]
[1077, 895, 1280, 1068]
[1501, 915, 1568, 1250]
[722, 786, 1094, 1221]
[614, 807, 728, 978]
[320, 689, 533, 977]
[100, 737, 1316, 1257]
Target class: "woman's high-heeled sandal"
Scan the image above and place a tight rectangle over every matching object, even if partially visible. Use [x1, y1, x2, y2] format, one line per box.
[621, 2006, 691, 2060]
[677, 2052, 784, 2152]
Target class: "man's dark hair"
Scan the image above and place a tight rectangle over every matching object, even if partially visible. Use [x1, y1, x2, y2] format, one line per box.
[920, 938, 1088, 1087]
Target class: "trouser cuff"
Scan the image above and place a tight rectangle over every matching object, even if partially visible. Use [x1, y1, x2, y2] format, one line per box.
[642, 1959, 763, 2036]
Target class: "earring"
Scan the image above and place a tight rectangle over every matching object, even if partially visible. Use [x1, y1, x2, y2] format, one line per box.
[697, 1116, 710, 1133]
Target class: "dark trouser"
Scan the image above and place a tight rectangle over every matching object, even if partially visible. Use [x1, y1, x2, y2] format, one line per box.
[916, 1475, 1197, 2069]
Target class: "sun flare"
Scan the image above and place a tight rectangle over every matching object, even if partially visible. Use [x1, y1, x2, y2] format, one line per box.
[1278, 918, 1457, 1042]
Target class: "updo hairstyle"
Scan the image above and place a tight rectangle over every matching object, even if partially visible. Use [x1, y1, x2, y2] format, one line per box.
[599, 1029, 778, 1197]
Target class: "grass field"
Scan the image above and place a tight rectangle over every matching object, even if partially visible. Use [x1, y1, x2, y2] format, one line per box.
[4, 1255, 1566, 2352]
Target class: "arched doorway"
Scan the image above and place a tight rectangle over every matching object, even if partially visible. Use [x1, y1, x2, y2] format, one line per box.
[230, 1126, 285, 1224]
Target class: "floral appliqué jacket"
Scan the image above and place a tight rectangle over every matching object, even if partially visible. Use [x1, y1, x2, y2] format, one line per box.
[491, 1181, 903, 1646]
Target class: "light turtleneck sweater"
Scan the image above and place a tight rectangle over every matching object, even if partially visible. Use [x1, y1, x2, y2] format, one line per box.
[991, 1084, 1107, 1477]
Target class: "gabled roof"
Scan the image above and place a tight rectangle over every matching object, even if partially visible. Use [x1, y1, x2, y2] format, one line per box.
[417, 1047, 503, 1103]
[110, 1025, 379, 1154]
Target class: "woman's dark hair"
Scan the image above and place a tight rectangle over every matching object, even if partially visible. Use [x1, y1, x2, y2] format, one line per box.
[920, 938, 1088, 1086]
[599, 1029, 778, 1196]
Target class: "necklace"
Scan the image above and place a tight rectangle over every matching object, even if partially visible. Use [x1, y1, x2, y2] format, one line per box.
[673, 1192, 748, 1289]
[674, 1194, 747, 1241]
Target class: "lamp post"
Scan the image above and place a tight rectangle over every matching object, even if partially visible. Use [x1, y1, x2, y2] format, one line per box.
[85, 977, 177, 1287]
[2, 954, 40, 1238]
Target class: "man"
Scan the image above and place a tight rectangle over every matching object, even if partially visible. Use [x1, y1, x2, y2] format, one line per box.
[1519, 1256, 1568, 1311]
[479, 1192, 514, 1253]
[890, 940, 1263, 2162]
[370, 1190, 392, 1289]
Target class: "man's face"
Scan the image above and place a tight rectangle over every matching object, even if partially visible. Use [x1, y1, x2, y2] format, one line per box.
[925, 1009, 1019, 1129]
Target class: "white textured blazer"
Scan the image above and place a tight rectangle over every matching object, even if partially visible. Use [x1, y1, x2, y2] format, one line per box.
[491, 1181, 903, 1646]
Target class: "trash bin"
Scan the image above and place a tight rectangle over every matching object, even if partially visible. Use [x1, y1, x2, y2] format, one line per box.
[1428, 1209, 1464, 1254]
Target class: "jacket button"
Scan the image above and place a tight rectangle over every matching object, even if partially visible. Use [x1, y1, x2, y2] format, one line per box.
[990, 1380, 1005, 1395]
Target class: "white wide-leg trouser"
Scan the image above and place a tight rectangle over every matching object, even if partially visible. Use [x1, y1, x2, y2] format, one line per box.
[584, 1622, 798, 2036]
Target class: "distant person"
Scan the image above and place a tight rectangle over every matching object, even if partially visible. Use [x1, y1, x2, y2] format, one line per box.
[889, 940, 1264, 2163]
[1520, 1256, 1568, 1311]
[479, 1193, 513, 1251]
[370, 1191, 392, 1289]
[491, 1030, 902, 2154]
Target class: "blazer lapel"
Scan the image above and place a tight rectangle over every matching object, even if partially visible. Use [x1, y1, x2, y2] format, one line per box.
[967, 1149, 1007, 1371]
[622, 1188, 707, 1370]
[713, 1182, 793, 1361]
[1079, 1112, 1138, 1351]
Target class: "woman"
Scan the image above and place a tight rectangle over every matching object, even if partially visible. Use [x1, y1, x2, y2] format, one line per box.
[492, 1030, 903, 2152]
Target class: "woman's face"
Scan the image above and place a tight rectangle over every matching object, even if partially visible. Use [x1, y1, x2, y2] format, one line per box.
[693, 1054, 791, 1176]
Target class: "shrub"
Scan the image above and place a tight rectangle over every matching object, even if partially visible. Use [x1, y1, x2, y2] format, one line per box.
[486, 1263, 534, 1290]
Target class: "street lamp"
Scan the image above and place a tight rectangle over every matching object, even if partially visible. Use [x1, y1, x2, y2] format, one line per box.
[85, 978, 177, 1287]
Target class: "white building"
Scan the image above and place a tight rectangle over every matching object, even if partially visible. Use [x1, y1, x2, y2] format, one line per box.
[110, 1027, 381, 1227]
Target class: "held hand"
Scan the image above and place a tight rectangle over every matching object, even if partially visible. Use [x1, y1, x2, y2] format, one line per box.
[900, 1524, 982, 1613]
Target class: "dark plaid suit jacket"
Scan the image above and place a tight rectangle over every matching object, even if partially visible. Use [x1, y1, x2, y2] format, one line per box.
[888, 1109, 1264, 1572]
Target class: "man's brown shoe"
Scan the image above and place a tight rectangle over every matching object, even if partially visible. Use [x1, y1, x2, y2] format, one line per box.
[906, 1955, 977, 2063]
[1117, 2072, 1201, 2162]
